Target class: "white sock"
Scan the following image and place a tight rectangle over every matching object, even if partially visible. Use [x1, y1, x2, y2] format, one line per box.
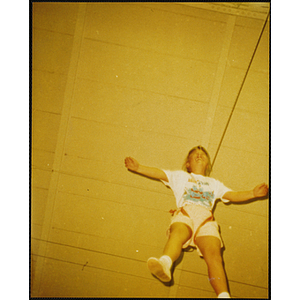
[218, 291, 230, 298]
[159, 255, 172, 269]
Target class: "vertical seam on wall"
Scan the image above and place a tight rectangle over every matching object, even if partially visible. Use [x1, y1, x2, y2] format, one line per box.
[201, 15, 236, 148]
[32, 4, 87, 295]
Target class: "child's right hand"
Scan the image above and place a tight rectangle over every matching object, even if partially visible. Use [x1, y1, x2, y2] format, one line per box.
[125, 157, 139, 172]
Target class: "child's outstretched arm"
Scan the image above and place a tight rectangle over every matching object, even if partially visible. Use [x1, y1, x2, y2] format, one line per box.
[223, 183, 269, 203]
[124, 157, 169, 182]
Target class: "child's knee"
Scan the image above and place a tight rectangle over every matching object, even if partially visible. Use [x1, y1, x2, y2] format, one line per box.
[170, 222, 192, 239]
[196, 237, 222, 262]
[204, 248, 223, 265]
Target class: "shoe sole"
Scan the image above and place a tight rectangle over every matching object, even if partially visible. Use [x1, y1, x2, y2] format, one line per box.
[147, 257, 171, 282]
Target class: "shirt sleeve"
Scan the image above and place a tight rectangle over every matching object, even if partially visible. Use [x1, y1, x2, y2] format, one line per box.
[215, 179, 232, 203]
[160, 170, 185, 189]
[160, 170, 189, 206]
[160, 169, 171, 187]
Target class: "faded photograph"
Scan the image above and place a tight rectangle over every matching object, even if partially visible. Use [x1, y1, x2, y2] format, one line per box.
[31, 2, 269, 298]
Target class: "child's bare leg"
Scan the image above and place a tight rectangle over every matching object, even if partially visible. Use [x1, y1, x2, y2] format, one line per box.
[163, 222, 192, 262]
[147, 222, 191, 282]
[196, 236, 230, 297]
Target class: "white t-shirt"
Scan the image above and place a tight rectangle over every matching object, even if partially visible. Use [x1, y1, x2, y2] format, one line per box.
[161, 170, 232, 210]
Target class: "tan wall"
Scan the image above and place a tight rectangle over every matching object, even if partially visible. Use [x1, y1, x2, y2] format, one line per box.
[31, 3, 269, 298]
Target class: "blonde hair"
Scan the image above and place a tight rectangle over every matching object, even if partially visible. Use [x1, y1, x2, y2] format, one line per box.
[182, 145, 212, 176]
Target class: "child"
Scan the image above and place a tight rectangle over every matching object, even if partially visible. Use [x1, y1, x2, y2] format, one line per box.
[124, 146, 268, 298]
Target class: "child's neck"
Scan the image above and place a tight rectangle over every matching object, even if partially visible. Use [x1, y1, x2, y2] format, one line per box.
[191, 170, 206, 176]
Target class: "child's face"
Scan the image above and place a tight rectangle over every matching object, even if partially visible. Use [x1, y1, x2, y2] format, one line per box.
[186, 148, 209, 174]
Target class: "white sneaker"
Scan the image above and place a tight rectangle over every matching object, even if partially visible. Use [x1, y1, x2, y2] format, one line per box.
[147, 257, 172, 282]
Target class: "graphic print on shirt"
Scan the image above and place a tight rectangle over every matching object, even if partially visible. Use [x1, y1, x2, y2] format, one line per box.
[182, 177, 215, 209]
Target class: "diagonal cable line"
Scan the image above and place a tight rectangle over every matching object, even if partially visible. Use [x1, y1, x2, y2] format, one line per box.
[211, 10, 270, 169]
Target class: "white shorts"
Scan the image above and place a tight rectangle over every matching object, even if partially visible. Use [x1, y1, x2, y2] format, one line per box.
[167, 204, 224, 257]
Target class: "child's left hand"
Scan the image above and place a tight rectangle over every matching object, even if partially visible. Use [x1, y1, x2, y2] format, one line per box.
[253, 183, 269, 198]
